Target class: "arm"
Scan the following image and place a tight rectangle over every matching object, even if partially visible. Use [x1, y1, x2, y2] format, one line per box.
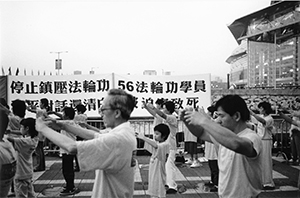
[0, 103, 11, 115]
[35, 118, 78, 154]
[6, 137, 15, 147]
[279, 112, 300, 127]
[136, 133, 158, 149]
[249, 110, 266, 125]
[146, 103, 167, 120]
[52, 120, 97, 140]
[142, 101, 158, 117]
[78, 122, 100, 133]
[291, 111, 300, 118]
[183, 108, 257, 157]
[47, 111, 63, 119]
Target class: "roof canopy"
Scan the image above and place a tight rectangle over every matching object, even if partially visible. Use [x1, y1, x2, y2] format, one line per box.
[228, 1, 300, 44]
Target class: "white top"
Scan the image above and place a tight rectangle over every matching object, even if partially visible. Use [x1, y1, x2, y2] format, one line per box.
[163, 114, 178, 151]
[257, 114, 274, 140]
[216, 128, 262, 198]
[77, 122, 137, 198]
[204, 141, 217, 160]
[144, 141, 169, 197]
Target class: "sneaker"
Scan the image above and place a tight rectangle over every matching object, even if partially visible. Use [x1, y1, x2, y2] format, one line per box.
[60, 187, 80, 196]
[185, 158, 193, 165]
[166, 188, 177, 194]
[263, 185, 275, 190]
[190, 160, 202, 168]
[210, 185, 218, 192]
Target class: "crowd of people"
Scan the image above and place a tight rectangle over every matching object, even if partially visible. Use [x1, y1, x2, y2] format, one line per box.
[0, 89, 299, 198]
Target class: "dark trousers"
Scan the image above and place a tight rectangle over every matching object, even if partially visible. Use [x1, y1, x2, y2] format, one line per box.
[208, 159, 219, 186]
[62, 154, 75, 190]
[291, 130, 300, 162]
[35, 141, 45, 171]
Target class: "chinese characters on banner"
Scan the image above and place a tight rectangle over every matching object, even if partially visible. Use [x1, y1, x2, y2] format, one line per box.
[8, 73, 211, 117]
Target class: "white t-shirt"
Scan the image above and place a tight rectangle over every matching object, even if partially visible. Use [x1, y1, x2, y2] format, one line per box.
[77, 122, 137, 198]
[163, 114, 177, 151]
[144, 141, 169, 197]
[216, 128, 262, 198]
[257, 114, 274, 140]
[183, 124, 197, 142]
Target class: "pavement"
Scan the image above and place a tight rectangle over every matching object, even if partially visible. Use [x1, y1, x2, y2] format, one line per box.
[9, 152, 300, 198]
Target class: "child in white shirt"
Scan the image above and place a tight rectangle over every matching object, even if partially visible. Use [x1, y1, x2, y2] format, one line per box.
[137, 123, 170, 198]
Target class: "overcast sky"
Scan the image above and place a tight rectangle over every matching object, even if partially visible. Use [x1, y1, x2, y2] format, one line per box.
[0, 0, 271, 80]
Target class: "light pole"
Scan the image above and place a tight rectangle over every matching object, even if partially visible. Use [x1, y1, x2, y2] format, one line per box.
[50, 51, 68, 75]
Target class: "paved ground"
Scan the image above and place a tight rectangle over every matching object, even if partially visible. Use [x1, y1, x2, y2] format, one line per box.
[11, 152, 300, 198]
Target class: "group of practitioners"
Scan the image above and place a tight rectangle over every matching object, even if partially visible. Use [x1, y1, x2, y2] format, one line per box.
[0, 87, 300, 198]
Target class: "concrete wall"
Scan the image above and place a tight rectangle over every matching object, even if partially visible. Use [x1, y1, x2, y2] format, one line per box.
[211, 89, 300, 111]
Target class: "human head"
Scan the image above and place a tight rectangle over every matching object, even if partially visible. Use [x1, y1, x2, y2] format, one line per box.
[153, 123, 170, 142]
[11, 99, 26, 118]
[163, 101, 175, 114]
[100, 89, 135, 128]
[62, 107, 75, 120]
[215, 95, 250, 131]
[20, 118, 38, 138]
[40, 98, 49, 111]
[258, 101, 272, 115]
[0, 110, 9, 139]
[155, 98, 164, 109]
[75, 104, 87, 114]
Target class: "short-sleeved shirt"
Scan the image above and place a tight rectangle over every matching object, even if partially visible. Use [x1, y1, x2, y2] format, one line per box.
[257, 114, 274, 140]
[163, 114, 178, 151]
[14, 136, 39, 180]
[144, 141, 169, 197]
[217, 128, 262, 198]
[0, 140, 16, 166]
[76, 122, 136, 198]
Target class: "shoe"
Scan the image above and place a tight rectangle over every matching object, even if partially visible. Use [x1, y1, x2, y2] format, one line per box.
[185, 158, 193, 165]
[263, 186, 275, 190]
[60, 187, 80, 196]
[210, 185, 218, 192]
[166, 188, 177, 194]
[190, 160, 202, 168]
[204, 181, 214, 187]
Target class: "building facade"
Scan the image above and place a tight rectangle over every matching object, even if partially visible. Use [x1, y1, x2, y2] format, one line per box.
[227, 1, 300, 89]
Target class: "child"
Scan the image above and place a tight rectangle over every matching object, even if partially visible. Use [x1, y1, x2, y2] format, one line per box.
[137, 123, 170, 198]
[7, 118, 39, 198]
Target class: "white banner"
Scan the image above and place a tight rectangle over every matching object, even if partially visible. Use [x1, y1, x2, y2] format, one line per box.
[7, 73, 211, 117]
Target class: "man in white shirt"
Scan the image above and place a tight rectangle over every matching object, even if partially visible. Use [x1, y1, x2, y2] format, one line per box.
[36, 89, 137, 198]
[180, 95, 263, 198]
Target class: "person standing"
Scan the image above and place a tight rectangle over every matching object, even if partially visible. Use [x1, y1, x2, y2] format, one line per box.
[35, 89, 137, 198]
[0, 110, 17, 198]
[250, 101, 275, 190]
[7, 118, 39, 198]
[181, 95, 263, 198]
[136, 123, 170, 198]
[143, 100, 178, 194]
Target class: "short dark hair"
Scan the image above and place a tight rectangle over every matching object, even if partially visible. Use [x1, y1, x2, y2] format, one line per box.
[75, 104, 86, 114]
[107, 89, 135, 120]
[215, 95, 250, 122]
[155, 98, 164, 106]
[207, 105, 216, 114]
[258, 101, 272, 115]
[154, 123, 170, 141]
[63, 107, 75, 120]
[0, 110, 9, 139]
[40, 98, 49, 111]
[164, 101, 175, 114]
[11, 99, 26, 118]
[20, 118, 38, 138]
